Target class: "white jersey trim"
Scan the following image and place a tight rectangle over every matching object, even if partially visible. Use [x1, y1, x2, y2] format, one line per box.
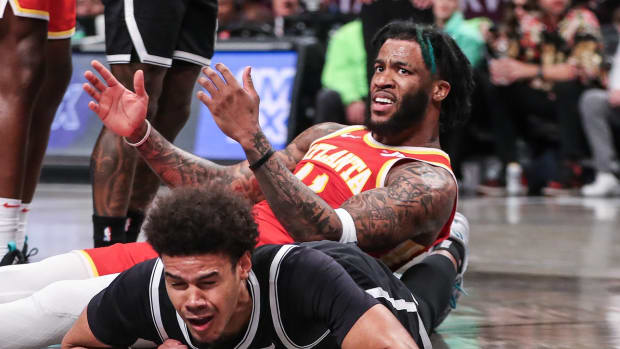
[173, 50, 212, 67]
[123, 0, 173, 67]
[107, 54, 132, 64]
[269, 245, 331, 348]
[149, 258, 169, 342]
[365, 287, 432, 349]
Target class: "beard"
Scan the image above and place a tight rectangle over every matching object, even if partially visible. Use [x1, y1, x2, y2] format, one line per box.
[365, 88, 429, 139]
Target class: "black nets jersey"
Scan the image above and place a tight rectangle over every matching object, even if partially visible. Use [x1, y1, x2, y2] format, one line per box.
[87, 241, 431, 349]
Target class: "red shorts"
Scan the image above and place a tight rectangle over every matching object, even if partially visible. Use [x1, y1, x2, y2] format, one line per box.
[3, 0, 76, 39]
[81, 242, 158, 276]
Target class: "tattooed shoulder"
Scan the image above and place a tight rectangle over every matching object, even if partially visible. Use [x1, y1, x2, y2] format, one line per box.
[385, 161, 456, 203]
[286, 122, 347, 162]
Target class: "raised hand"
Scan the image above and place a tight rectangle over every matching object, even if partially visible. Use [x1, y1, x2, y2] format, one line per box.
[83, 60, 149, 137]
[196, 63, 261, 149]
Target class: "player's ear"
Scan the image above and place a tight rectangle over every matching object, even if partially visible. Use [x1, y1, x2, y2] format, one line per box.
[236, 251, 252, 279]
[432, 80, 450, 102]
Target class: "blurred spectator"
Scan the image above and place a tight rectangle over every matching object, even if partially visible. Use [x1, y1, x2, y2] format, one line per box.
[579, 4, 620, 196]
[74, 0, 104, 42]
[433, 0, 490, 184]
[315, 19, 367, 125]
[480, 0, 602, 196]
[433, 0, 488, 68]
[461, 0, 511, 23]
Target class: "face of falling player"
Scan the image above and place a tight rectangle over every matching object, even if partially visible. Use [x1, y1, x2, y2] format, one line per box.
[163, 251, 252, 344]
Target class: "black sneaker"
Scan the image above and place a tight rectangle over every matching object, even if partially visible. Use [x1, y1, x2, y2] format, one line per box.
[0, 242, 25, 266]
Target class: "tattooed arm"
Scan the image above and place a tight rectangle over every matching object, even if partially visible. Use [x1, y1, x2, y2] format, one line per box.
[189, 62, 455, 248]
[252, 141, 456, 249]
[82, 60, 333, 204]
[125, 121, 343, 204]
[340, 161, 456, 250]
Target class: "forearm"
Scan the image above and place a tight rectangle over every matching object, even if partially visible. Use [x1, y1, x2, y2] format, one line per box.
[127, 121, 264, 203]
[244, 131, 342, 242]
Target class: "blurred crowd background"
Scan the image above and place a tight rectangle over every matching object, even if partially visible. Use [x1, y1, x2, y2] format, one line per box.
[73, 0, 620, 198]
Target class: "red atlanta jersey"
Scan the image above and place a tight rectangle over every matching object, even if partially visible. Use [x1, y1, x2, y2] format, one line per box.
[253, 125, 458, 270]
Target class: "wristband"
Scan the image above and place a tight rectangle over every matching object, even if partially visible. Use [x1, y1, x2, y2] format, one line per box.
[249, 148, 274, 171]
[124, 120, 151, 147]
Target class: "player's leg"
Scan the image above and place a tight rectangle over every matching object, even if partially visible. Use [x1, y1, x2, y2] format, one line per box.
[18, 38, 73, 257]
[0, 273, 117, 349]
[90, 62, 167, 247]
[400, 212, 470, 331]
[122, 0, 217, 241]
[0, 250, 94, 303]
[125, 61, 201, 241]
[0, 7, 47, 264]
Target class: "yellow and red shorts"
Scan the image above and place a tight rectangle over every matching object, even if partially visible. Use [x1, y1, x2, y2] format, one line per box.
[1, 0, 76, 39]
[79, 242, 158, 277]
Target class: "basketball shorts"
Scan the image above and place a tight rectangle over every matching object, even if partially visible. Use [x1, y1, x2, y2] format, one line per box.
[103, 0, 217, 67]
[80, 242, 158, 277]
[0, 0, 76, 39]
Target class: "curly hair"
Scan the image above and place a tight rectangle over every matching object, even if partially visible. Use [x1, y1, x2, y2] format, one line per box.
[143, 187, 258, 264]
[371, 21, 475, 130]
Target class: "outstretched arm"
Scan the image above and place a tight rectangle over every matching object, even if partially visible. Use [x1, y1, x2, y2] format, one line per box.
[82, 60, 327, 203]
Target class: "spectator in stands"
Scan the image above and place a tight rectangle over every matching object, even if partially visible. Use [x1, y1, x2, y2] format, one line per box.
[433, 0, 489, 185]
[481, 0, 602, 196]
[433, 0, 487, 69]
[579, 4, 620, 196]
[315, 19, 367, 125]
[461, 0, 511, 23]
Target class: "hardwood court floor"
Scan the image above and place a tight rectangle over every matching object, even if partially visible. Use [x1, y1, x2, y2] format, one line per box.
[25, 184, 620, 348]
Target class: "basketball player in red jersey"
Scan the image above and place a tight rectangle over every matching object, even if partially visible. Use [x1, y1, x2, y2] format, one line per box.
[0, 23, 474, 347]
[81, 21, 474, 271]
[0, 0, 75, 265]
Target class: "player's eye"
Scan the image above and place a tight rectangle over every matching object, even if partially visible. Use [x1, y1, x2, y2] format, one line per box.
[398, 68, 411, 75]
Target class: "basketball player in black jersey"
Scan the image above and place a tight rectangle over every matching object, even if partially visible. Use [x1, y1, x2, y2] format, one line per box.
[62, 186, 466, 349]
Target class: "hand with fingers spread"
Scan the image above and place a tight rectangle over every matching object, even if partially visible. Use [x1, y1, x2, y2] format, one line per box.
[83, 60, 149, 137]
[196, 63, 261, 149]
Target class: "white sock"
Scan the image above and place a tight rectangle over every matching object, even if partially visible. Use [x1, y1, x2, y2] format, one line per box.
[0, 198, 21, 256]
[16, 203, 30, 251]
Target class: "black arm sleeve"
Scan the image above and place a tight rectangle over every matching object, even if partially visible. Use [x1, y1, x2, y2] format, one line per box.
[276, 246, 379, 345]
[87, 259, 157, 347]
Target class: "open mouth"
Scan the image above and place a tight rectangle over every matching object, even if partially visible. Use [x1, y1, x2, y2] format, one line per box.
[371, 93, 396, 114]
[187, 315, 214, 331]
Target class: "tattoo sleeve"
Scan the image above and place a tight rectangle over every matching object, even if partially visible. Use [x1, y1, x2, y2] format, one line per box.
[340, 161, 457, 251]
[245, 123, 347, 242]
[133, 127, 299, 204]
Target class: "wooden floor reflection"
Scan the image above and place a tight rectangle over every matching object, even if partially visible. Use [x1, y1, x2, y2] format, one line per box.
[26, 185, 620, 348]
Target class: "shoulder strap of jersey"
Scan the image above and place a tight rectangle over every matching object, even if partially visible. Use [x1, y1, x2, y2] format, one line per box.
[149, 258, 169, 343]
[268, 244, 331, 348]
